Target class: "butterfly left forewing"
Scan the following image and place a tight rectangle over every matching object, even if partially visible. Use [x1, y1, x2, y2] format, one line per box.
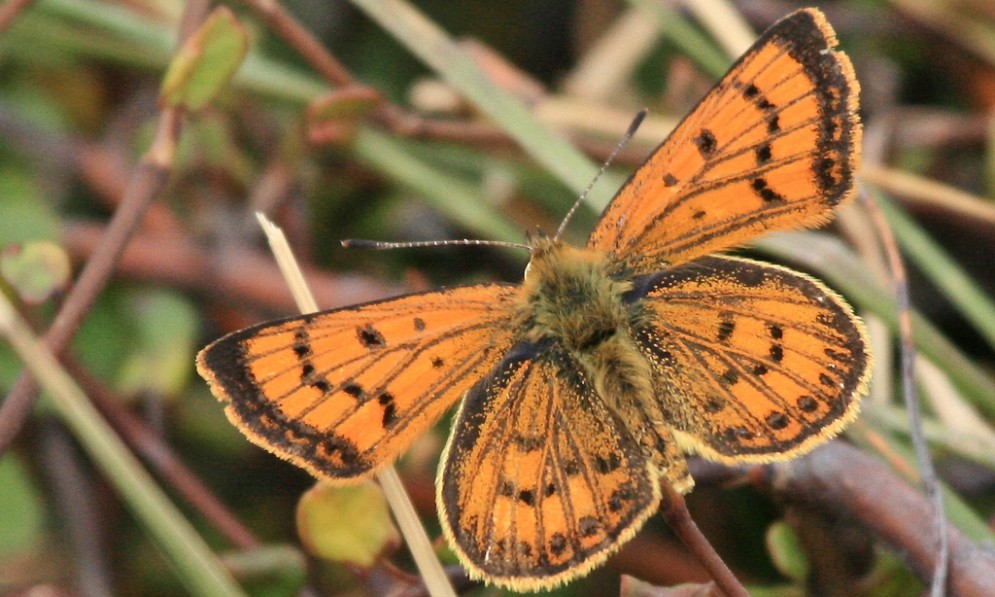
[588, 8, 860, 273]
[438, 342, 660, 591]
[631, 255, 870, 462]
[196, 283, 518, 482]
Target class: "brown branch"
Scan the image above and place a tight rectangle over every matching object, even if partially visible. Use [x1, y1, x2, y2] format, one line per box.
[661, 486, 749, 597]
[61, 220, 402, 318]
[0, 108, 185, 456]
[759, 442, 995, 597]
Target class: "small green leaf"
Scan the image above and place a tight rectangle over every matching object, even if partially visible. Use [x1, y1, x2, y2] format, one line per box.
[296, 481, 400, 568]
[160, 7, 248, 111]
[766, 520, 808, 582]
[1, 241, 71, 304]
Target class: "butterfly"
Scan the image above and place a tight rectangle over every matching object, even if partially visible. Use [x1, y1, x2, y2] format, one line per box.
[197, 7, 870, 592]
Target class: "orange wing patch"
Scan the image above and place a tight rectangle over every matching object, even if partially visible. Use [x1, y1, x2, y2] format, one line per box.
[197, 284, 518, 482]
[632, 256, 869, 462]
[438, 344, 661, 591]
[588, 8, 860, 273]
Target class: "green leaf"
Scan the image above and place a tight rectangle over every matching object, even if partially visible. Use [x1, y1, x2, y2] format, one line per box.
[160, 7, 248, 111]
[1, 241, 72, 304]
[296, 481, 400, 568]
[766, 521, 808, 582]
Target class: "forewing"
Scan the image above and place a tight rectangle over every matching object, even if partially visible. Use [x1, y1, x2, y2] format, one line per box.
[196, 283, 518, 482]
[438, 342, 660, 591]
[632, 256, 869, 462]
[588, 9, 860, 273]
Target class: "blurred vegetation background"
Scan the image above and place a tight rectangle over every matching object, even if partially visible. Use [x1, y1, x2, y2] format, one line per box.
[2, 0, 995, 595]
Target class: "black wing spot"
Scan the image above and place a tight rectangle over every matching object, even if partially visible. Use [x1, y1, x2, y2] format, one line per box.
[342, 383, 364, 398]
[721, 368, 739, 386]
[819, 373, 837, 388]
[378, 391, 398, 427]
[704, 397, 725, 413]
[768, 323, 784, 340]
[692, 210, 707, 220]
[595, 453, 622, 474]
[767, 114, 781, 133]
[752, 363, 769, 376]
[752, 177, 787, 203]
[725, 426, 754, 442]
[357, 324, 386, 349]
[798, 395, 818, 412]
[663, 172, 679, 187]
[549, 533, 567, 555]
[292, 328, 312, 358]
[769, 343, 784, 363]
[717, 319, 735, 342]
[766, 411, 789, 430]
[755, 143, 773, 164]
[579, 516, 603, 538]
[608, 487, 634, 512]
[694, 129, 718, 156]
[413, 317, 426, 331]
[514, 434, 544, 452]
[431, 356, 445, 368]
[518, 489, 535, 506]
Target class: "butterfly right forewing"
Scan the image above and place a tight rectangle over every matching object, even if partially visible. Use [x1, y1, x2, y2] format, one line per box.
[197, 283, 520, 483]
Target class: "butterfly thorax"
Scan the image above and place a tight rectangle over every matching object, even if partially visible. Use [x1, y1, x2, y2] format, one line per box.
[516, 236, 657, 413]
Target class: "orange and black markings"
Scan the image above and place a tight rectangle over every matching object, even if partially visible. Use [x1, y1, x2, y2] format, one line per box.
[197, 8, 869, 592]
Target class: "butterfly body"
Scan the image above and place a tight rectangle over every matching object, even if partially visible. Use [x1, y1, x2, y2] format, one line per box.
[198, 8, 870, 591]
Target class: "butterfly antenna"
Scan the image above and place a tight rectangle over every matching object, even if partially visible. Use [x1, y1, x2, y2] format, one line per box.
[342, 238, 530, 251]
[554, 108, 648, 242]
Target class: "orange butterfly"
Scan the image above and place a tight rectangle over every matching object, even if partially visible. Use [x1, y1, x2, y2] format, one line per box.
[197, 8, 869, 591]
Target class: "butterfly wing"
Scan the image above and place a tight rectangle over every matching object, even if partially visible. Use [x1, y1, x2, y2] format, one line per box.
[438, 341, 660, 591]
[196, 283, 519, 482]
[630, 255, 869, 462]
[588, 8, 860, 274]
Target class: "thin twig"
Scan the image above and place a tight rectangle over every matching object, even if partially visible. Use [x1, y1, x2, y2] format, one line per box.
[860, 190, 950, 596]
[660, 485, 749, 597]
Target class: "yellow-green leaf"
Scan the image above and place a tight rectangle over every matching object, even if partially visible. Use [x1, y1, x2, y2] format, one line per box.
[296, 481, 400, 568]
[1, 241, 71, 304]
[160, 7, 248, 111]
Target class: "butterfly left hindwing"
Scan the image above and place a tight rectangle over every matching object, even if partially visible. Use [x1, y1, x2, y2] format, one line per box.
[438, 341, 661, 591]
